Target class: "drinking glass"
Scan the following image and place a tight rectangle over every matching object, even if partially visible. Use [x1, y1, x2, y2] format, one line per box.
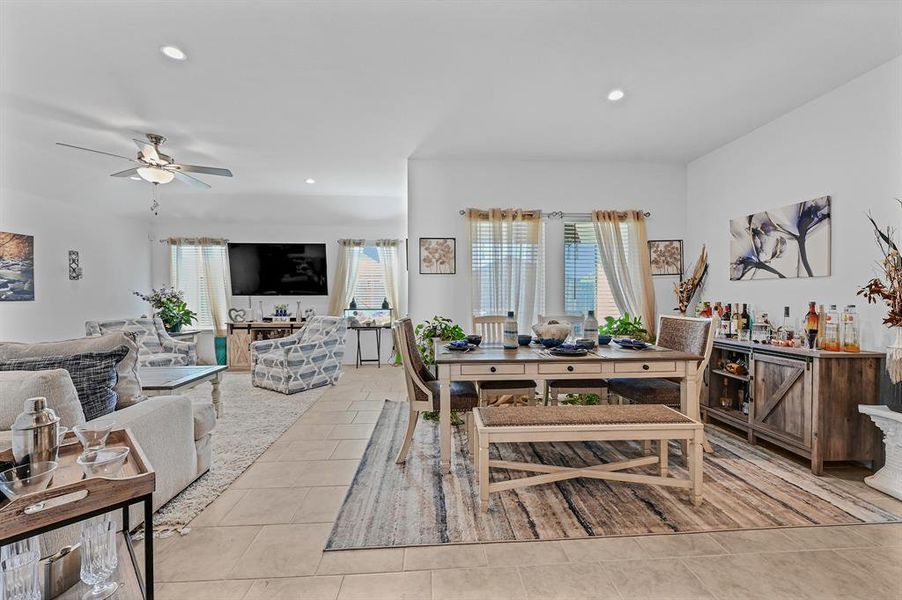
[79, 516, 119, 600]
[0, 539, 41, 600]
[74, 421, 116, 456]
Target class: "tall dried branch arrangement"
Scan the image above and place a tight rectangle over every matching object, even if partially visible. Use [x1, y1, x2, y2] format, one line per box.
[674, 245, 708, 314]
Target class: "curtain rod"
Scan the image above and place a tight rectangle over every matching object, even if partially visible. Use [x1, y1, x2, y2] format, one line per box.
[456, 210, 651, 218]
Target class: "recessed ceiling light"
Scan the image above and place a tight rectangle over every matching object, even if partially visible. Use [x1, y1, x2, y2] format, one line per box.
[607, 88, 625, 102]
[160, 45, 187, 61]
[305, 178, 316, 184]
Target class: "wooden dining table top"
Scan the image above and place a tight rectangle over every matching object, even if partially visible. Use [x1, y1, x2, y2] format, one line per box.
[435, 342, 702, 364]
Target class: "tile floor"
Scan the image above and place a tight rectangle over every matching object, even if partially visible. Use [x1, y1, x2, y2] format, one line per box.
[152, 366, 902, 600]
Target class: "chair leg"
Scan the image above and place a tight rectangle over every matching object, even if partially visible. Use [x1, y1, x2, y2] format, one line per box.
[466, 411, 476, 458]
[395, 407, 418, 464]
[642, 440, 652, 456]
[478, 434, 490, 513]
[658, 439, 669, 477]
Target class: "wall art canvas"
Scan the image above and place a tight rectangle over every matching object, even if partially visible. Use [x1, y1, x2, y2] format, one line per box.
[648, 239, 683, 276]
[730, 196, 831, 281]
[0, 231, 35, 301]
[419, 238, 456, 274]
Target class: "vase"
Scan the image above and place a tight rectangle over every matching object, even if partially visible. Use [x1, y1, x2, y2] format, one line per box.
[167, 323, 182, 333]
[887, 328, 902, 413]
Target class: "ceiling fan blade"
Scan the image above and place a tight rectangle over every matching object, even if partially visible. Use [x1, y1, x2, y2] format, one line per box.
[169, 164, 233, 177]
[110, 167, 140, 178]
[170, 169, 211, 189]
[56, 142, 136, 162]
[133, 138, 160, 162]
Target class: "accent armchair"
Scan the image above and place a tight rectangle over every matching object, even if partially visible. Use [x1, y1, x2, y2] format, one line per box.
[85, 317, 197, 367]
[251, 315, 348, 394]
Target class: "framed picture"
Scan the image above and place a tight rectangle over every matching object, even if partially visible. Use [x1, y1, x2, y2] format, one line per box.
[0, 231, 35, 301]
[729, 196, 831, 281]
[648, 239, 683, 277]
[419, 238, 456, 274]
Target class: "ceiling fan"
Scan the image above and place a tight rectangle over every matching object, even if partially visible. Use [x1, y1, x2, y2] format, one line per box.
[56, 133, 232, 189]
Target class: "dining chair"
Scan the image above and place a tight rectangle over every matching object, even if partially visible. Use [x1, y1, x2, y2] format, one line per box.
[394, 318, 479, 464]
[539, 314, 608, 404]
[471, 315, 537, 406]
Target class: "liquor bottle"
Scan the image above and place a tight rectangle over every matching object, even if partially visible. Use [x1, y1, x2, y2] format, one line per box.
[739, 303, 751, 341]
[823, 305, 841, 351]
[779, 306, 793, 342]
[583, 310, 598, 340]
[841, 305, 860, 352]
[805, 302, 819, 349]
[816, 304, 827, 350]
[721, 303, 732, 337]
[719, 377, 731, 409]
[503, 311, 518, 349]
[732, 304, 742, 339]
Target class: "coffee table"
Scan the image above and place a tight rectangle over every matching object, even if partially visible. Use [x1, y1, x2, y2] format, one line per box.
[140, 365, 228, 417]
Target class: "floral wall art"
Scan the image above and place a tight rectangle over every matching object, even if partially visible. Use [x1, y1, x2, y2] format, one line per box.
[0, 231, 34, 301]
[729, 196, 831, 281]
[419, 238, 456, 274]
[648, 239, 683, 276]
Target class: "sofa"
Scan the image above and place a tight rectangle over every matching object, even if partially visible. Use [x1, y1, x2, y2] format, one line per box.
[85, 317, 197, 367]
[0, 332, 214, 552]
[251, 315, 348, 394]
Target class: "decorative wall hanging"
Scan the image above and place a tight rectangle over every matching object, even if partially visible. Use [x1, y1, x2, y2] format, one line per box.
[0, 231, 34, 301]
[648, 239, 683, 276]
[419, 238, 456, 274]
[68, 250, 83, 280]
[730, 196, 831, 281]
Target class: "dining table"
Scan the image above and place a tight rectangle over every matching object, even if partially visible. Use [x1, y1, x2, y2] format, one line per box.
[434, 341, 705, 474]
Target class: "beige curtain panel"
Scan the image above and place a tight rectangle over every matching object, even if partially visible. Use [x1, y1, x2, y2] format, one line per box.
[327, 239, 366, 317]
[591, 210, 657, 338]
[468, 208, 545, 331]
[168, 237, 232, 337]
[376, 239, 404, 319]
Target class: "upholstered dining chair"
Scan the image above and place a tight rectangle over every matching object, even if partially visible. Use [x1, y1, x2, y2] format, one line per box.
[538, 313, 609, 405]
[471, 315, 537, 406]
[394, 318, 479, 464]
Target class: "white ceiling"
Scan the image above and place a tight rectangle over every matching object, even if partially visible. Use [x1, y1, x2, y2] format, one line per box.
[1, 0, 900, 220]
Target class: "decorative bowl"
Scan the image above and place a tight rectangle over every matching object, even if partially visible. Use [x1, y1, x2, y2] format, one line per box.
[532, 321, 571, 342]
[74, 420, 116, 454]
[540, 338, 563, 348]
[0, 461, 59, 501]
[598, 335, 612, 346]
[518, 335, 532, 346]
[465, 335, 482, 347]
[76, 447, 130, 479]
[575, 338, 597, 349]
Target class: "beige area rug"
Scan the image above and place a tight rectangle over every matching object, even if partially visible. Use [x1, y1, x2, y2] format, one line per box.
[147, 372, 326, 536]
[326, 400, 900, 549]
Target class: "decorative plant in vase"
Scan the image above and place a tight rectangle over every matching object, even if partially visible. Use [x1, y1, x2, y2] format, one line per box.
[674, 244, 708, 315]
[133, 288, 197, 333]
[414, 315, 466, 424]
[598, 313, 649, 341]
[858, 200, 902, 384]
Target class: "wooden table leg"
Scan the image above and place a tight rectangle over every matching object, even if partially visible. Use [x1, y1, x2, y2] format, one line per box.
[211, 373, 223, 418]
[681, 367, 713, 453]
[439, 363, 452, 474]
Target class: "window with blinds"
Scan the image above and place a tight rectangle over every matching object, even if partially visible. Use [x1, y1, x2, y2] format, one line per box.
[563, 222, 621, 320]
[351, 246, 387, 308]
[170, 245, 229, 330]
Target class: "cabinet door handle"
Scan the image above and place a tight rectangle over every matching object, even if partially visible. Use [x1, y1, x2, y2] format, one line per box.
[642, 364, 650, 370]
[567, 365, 574, 372]
[490, 366, 497, 373]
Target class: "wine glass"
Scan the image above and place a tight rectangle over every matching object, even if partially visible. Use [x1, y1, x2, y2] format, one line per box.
[79, 516, 119, 599]
[0, 536, 41, 600]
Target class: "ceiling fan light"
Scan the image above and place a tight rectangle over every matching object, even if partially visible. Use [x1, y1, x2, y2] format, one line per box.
[137, 166, 175, 184]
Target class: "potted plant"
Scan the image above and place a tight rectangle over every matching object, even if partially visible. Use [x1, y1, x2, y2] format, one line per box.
[598, 313, 649, 342]
[133, 288, 197, 333]
[413, 316, 466, 424]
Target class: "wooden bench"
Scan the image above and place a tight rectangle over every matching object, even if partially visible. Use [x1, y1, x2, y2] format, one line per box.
[473, 404, 705, 512]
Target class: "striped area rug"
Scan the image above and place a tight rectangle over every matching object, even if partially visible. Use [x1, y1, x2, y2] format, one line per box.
[326, 400, 900, 550]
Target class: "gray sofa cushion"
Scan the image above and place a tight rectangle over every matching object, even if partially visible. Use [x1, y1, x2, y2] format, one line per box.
[0, 347, 129, 420]
[191, 399, 216, 439]
[0, 369, 86, 429]
[0, 333, 145, 409]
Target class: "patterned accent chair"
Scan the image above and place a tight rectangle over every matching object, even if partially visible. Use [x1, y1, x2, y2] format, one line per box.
[85, 318, 197, 367]
[251, 316, 348, 395]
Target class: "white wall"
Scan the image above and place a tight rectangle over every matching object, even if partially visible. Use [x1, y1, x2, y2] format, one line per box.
[0, 188, 151, 342]
[150, 216, 407, 364]
[407, 159, 688, 331]
[686, 56, 902, 352]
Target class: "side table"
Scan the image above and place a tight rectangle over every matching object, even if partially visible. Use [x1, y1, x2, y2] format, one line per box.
[351, 325, 392, 368]
[859, 405, 902, 500]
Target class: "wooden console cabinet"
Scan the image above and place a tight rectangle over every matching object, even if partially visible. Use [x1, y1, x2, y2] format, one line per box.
[227, 321, 305, 370]
[702, 339, 884, 474]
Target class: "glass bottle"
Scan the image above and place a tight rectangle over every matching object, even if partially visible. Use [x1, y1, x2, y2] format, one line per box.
[739, 303, 751, 341]
[805, 302, 819, 349]
[841, 305, 860, 352]
[823, 305, 841, 351]
[582, 310, 598, 341]
[503, 311, 518, 349]
[721, 303, 732, 338]
[816, 304, 827, 349]
[732, 303, 742, 339]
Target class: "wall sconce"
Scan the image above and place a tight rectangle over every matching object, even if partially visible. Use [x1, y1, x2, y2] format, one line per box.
[68, 250, 83, 280]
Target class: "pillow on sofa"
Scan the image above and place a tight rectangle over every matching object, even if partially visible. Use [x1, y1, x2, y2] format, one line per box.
[0, 369, 86, 429]
[0, 332, 144, 409]
[0, 347, 129, 421]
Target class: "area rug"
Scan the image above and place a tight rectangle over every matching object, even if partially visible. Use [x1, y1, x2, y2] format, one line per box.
[147, 372, 326, 536]
[326, 400, 900, 549]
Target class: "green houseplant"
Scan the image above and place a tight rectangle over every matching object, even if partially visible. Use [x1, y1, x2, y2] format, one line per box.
[413, 316, 466, 424]
[133, 288, 197, 333]
[598, 313, 649, 341]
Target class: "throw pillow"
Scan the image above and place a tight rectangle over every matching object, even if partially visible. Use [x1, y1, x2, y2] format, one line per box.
[0, 346, 129, 421]
[0, 369, 87, 429]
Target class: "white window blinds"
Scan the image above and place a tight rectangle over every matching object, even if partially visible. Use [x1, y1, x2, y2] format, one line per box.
[563, 221, 621, 320]
[170, 244, 229, 331]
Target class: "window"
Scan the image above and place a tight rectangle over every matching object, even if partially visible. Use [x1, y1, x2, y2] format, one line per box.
[351, 246, 387, 308]
[563, 221, 621, 319]
[170, 244, 229, 330]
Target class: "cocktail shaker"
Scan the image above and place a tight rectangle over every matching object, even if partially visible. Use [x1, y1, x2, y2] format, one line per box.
[11, 397, 62, 466]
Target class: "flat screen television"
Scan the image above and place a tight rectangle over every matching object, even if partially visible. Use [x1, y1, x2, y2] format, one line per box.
[228, 243, 328, 296]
